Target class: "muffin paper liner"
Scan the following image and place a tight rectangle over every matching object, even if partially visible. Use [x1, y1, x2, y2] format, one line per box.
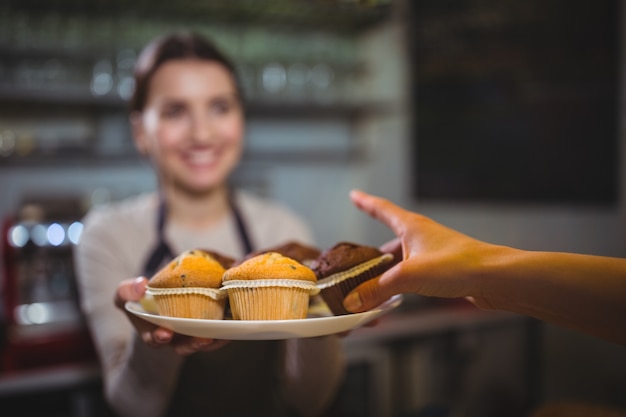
[226, 287, 311, 320]
[146, 286, 227, 319]
[222, 279, 319, 320]
[316, 254, 394, 289]
[146, 286, 227, 300]
[316, 253, 394, 316]
[221, 279, 319, 294]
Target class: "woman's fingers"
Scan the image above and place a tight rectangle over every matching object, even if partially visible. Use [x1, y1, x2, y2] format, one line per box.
[114, 278, 231, 355]
[115, 277, 148, 309]
[173, 338, 230, 356]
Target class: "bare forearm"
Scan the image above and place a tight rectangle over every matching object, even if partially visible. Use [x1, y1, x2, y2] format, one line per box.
[478, 246, 626, 345]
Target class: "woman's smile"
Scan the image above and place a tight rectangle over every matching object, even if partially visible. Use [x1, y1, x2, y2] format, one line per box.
[183, 147, 220, 168]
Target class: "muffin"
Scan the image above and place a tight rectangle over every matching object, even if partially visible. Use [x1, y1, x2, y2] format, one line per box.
[241, 240, 321, 268]
[311, 242, 395, 315]
[146, 249, 232, 319]
[222, 252, 320, 320]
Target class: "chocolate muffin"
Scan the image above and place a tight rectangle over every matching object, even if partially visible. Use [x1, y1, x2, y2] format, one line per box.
[312, 242, 395, 315]
[240, 241, 321, 267]
[200, 249, 235, 269]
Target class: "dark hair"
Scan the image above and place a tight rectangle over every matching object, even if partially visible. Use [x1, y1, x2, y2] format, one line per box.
[130, 31, 242, 113]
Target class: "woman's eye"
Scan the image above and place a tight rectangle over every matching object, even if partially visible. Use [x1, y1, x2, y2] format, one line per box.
[210, 98, 238, 115]
[211, 102, 229, 115]
[162, 105, 186, 118]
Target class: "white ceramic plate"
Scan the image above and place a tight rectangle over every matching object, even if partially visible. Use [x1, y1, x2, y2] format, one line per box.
[125, 295, 402, 340]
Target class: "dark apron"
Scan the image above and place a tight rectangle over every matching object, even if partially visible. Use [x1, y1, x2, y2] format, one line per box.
[141, 192, 289, 417]
[142, 191, 254, 278]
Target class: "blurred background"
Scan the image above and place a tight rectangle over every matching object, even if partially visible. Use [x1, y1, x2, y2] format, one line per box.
[0, 0, 625, 416]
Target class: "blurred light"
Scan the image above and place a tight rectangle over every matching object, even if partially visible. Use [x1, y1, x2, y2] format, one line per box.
[261, 63, 287, 93]
[91, 60, 114, 96]
[47, 223, 65, 246]
[8, 224, 29, 247]
[0, 129, 16, 157]
[68, 221, 83, 244]
[91, 73, 113, 96]
[117, 76, 134, 100]
[17, 303, 50, 325]
[31, 224, 48, 246]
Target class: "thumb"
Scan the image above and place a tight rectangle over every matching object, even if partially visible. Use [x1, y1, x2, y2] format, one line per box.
[343, 274, 399, 313]
[115, 277, 148, 309]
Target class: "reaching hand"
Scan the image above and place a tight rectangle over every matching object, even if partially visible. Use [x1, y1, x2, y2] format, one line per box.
[343, 190, 500, 313]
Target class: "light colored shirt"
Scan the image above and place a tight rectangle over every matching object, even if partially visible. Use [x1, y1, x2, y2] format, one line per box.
[74, 190, 345, 417]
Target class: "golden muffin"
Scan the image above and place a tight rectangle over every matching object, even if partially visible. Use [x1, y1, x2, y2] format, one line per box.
[222, 252, 319, 320]
[146, 249, 231, 319]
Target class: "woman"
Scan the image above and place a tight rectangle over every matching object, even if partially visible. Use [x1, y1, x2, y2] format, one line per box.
[74, 32, 345, 417]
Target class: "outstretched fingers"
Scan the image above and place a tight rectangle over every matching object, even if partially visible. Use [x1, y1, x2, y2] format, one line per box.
[349, 190, 411, 238]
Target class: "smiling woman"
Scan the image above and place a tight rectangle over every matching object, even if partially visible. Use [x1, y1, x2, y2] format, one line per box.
[132, 59, 245, 202]
[129, 34, 246, 214]
[73, 32, 346, 417]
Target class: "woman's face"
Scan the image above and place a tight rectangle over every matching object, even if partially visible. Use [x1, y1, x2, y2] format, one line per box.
[134, 59, 244, 196]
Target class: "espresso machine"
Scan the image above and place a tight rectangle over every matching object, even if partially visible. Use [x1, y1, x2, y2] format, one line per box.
[1, 195, 97, 373]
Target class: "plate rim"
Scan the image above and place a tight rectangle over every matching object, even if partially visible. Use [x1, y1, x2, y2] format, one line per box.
[124, 294, 402, 339]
